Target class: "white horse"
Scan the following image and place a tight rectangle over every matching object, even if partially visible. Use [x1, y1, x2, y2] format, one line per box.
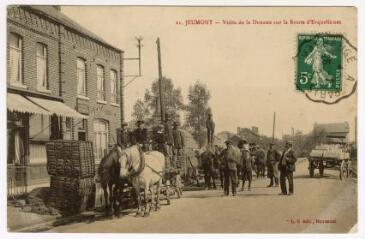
[118, 145, 165, 217]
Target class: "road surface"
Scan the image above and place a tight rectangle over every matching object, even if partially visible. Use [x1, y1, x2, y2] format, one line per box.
[49, 159, 357, 233]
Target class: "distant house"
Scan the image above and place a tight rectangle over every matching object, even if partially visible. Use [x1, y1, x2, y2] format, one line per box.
[313, 122, 349, 138]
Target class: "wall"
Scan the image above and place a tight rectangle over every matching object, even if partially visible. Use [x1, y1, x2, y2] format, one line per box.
[7, 6, 60, 96]
[60, 26, 122, 152]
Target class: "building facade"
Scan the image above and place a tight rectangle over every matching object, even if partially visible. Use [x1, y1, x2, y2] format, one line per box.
[7, 6, 124, 195]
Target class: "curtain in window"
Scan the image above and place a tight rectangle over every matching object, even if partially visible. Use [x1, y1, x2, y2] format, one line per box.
[36, 44, 48, 90]
[93, 120, 108, 163]
[14, 130, 24, 165]
[97, 66, 105, 100]
[9, 34, 22, 85]
[77, 59, 86, 96]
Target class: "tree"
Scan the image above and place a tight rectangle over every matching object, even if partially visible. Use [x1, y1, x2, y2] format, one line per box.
[132, 77, 184, 126]
[131, 98, 151, 122]
[184, 81, 211, 147]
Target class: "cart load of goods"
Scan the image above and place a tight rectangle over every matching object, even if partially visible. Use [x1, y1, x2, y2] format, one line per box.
[46, 140, 95, 216]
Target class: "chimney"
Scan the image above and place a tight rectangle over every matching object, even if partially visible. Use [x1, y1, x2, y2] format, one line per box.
[237, 127, 241, 135]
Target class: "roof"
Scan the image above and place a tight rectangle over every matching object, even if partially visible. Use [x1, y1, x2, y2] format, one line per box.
[25, 6, 122, 52]
[314, 122, 350, 134]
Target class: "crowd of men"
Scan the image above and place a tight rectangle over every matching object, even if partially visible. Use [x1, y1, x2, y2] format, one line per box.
[116, 112, 297, 197]
[116, 113, 185, 168]
[200, 139, 297, 196]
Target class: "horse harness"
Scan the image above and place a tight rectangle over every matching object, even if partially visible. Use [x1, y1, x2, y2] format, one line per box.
[123, 145, 163, 177]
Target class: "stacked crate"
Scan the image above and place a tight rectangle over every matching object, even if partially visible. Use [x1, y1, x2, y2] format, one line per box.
[46, 140, 95, 215]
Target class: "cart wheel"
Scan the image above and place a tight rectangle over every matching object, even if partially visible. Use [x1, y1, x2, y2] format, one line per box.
[309, 165, 314, 177]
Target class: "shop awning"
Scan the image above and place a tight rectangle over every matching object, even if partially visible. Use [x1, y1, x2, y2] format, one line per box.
[7, 93, 51, 115]
[27, 96, 88, 119]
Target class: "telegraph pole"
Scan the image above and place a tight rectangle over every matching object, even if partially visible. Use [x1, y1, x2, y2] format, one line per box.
[156, 38, 165, 123]
[272, 112, 276, 141]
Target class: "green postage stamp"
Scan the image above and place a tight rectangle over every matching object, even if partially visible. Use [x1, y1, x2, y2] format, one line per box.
[296, 34, 342, 91]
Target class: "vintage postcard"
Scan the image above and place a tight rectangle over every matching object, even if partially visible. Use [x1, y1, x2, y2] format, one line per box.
[5, 5, 358, 234]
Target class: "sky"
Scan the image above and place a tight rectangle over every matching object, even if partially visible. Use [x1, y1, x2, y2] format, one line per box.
[62, 6, 357, 140]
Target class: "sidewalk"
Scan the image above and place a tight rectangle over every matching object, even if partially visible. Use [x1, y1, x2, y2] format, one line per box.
[7, 204, 58, 231]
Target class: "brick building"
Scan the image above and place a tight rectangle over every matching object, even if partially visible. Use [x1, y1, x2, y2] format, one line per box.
[7, 6, 124, 195]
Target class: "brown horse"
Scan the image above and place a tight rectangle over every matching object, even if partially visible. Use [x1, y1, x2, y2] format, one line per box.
[95, 145, 124, 215]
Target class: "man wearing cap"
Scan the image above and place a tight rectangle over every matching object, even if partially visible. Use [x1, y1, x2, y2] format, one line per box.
[117, 122, 130, 149]
[206, 112, 215, 146]
[133, 120, 148, 151]
[164, 114, 174, 167]
[172, 122, 185, 168]
[256, 145, 266, 178]
[266, 143, 281, 187]
[223, 140, 239, 196]
[278, 141, 297, 195]
[238, 139, 253, 191]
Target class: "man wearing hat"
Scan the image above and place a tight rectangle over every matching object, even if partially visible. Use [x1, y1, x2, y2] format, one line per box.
[206, 112, 215, 146]
[266, 142, 281, 187]
[133, 120, 148, 151]
[278, 141, 297, 195]
[172, 121, 184, 167]
[238, 139, 253, 191]
[223, 140, 239, 196]
[117, 122, 130, 149]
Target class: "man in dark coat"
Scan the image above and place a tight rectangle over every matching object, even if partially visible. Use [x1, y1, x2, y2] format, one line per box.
[278, 141, 297, 195]
[255, 145, 266, 178]
[163, 114, 174, 166]
[201, 148, 216, 189]
[133, 120, 148, 151]
[172, 122, 184, 168]
[223, 140, 239, 196]
[117, 122, 130, 149]
[266, 143, 281, 187]
[238, 139, 253, 191]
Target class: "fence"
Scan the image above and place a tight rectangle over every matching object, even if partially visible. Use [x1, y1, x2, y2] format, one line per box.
[7, 165, 28, 198]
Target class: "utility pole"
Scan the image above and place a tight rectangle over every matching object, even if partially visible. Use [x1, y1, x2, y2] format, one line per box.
[355, 115, 357, 145]
[272, 112, 276, 142]
[156, 37, 165, 123]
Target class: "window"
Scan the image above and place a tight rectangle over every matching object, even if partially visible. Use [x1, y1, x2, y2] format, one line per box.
[36, 43, 48, 91]
[78, 119, 88, 141]
[110, 70, 118, 104]
[77, 58, 87, 97]
[96, 65, 105, 101]
[93, 119, 109, 163]
[9, 33, 23, 86]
